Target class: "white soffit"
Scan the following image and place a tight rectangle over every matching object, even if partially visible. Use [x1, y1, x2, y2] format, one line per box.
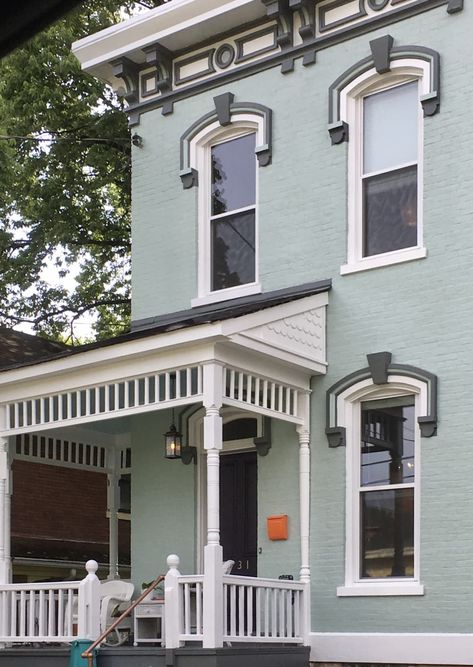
[72, 0, 266, 85]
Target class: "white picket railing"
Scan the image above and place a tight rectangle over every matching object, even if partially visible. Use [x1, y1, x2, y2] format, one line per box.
[222, 575, 305, 643]
[178, 575, 204, 642]
[0, 560, 100, 644]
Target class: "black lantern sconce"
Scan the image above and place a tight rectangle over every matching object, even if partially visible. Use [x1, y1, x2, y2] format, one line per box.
[164, 407, 197, 464]
[164, 419, 182, 460]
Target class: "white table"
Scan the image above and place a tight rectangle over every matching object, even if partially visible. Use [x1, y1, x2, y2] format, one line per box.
[133, 599, 165, 646]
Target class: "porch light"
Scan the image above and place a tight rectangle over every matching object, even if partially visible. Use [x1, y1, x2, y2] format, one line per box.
[164, 424, 182, 459]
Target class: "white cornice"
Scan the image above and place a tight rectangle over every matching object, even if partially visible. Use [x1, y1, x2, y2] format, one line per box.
[72, 0, 265, 87]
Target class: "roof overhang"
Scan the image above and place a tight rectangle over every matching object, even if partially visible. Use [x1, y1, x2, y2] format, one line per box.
[72, 0, 266, 88]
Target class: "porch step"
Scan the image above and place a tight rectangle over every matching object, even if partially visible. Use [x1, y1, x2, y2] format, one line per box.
[97, 645, 310, 667]
[0, 647, 70, 667]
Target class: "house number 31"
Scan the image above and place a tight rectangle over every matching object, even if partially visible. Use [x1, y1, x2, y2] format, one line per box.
[236, 560, 250, 570]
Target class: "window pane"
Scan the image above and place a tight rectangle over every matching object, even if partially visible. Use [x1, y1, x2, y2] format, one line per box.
[212, 210, 255, 291]
[363, 81, 418, 174]
[223, 418, 258, 441]
[361, 399, 415, 487]
[360, 488, 414, 578]
[363, 165, 417, 257]
[212, 133, 256, 215]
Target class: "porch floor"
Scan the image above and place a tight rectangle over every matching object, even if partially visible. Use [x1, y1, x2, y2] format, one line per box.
[0, 644, 310, 667]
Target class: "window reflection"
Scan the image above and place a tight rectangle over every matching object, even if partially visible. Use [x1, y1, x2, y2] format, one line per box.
[360, 398, 415, 579]
[210, 133, 256, 291]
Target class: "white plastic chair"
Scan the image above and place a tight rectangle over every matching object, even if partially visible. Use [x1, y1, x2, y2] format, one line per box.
[100, 580, 135, 646]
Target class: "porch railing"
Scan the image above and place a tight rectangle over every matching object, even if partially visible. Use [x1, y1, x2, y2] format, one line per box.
[222, 575, 305, 643]
[178, 574, 204, 642]
[0, 560, 100, 644]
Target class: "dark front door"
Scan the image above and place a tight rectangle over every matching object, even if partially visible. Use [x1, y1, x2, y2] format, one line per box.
[219, 451, 257, 576]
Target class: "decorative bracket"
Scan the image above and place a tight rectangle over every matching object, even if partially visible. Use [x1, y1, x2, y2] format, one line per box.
[143, 43, 173, 95]
[447, 0, 463, 13]
[254, 417, 272, 456]
[289, 0, 316, 42]
[181, 446, 197, 465]
[261, 0, 294, 72]
[112, 57, 140, 105]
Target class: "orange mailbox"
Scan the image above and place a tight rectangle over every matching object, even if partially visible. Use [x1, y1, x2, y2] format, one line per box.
[267, 514, 288, 541]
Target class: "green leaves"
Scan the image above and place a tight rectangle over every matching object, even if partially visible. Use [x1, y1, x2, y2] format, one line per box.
[0, 0, 157, 343]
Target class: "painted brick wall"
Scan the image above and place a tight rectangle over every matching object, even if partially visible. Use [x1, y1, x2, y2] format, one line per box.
[129, 0, 472, 635]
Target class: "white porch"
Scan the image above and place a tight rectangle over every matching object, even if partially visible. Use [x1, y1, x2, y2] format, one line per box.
[0, 288, 328, 651]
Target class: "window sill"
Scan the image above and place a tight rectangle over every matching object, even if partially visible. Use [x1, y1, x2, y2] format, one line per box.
[191, 282, 262, 308]
[337, 582, 424, 597]
[340, 246, 427, 275]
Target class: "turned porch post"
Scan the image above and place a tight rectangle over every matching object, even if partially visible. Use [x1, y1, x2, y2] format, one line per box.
[297, 391, 311, 645]
[107, 448, 120, 580]
[202, 362, 224, 649]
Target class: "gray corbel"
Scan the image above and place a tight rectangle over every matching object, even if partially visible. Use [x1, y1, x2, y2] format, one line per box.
[289, 0, 316, 41]
[417, 416, 437, 438]
[328, 121, 349, 145]
[261, 0, 293, 53]
[112, 57, 140, 105]
[420, 92, 440, 117]
[180, 168, 198, 190]
[325, 426, 346, 448]
[369, 34, 394, 74]
[447, 0, 463, 13]
[143, 43, 173, 95]
[181, 446, 197, 465]
[254, 417, 272, 456]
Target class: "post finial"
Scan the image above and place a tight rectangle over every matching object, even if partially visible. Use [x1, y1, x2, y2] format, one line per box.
[85, 560, 99, 575]
[167, 554, 180, 570]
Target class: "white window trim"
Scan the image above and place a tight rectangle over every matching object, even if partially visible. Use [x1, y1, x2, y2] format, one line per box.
[336, 375, 426, 597]
[189, 114, 264, 308]
[340, 60, 430, 275]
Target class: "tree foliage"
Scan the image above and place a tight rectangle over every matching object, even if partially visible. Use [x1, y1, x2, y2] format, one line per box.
[0, 0, 164, 343]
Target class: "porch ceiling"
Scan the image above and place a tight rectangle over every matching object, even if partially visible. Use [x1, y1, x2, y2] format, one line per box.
[0, 290, 328, 436]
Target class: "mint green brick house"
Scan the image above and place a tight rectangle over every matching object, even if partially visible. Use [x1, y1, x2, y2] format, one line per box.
[0, 0, 469, 665]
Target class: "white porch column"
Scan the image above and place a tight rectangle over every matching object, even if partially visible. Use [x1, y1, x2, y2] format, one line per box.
[107, 448, 120, 580]
[297, 392, 311, 646]
[202, 362, 224, 649]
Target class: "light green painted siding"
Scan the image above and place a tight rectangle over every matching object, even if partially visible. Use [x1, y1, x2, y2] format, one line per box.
[131, 410, 195, 587]
[257, 420, 300, 579]
[129, 1, 473, 635]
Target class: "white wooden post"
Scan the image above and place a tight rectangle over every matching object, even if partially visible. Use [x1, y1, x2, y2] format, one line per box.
[107, 449, 120, 580]
[0, 430, 11, 584]
[78, 560, 101, 639]
[164, 554, 181, 648]
[202, 362, 224, 649]
[297, 391, 311, 646]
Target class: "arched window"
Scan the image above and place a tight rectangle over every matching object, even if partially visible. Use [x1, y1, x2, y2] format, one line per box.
[326, 352, 438, 596]
[180, 95, 272, 306]
[329, 40, 440, 275]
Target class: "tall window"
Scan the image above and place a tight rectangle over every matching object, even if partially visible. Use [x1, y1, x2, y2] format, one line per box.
[340, 61, 429, 275]
[210, 133, 256, 291]
[359, 397, 415, 579]
[336, 377, 425, 596]
[362, 81, 418, 257]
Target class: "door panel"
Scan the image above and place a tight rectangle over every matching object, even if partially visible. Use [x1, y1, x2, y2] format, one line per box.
[219, 452, 257, 576]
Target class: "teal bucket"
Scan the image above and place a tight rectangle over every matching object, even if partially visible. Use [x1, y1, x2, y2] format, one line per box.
[69, 639, 97, 667]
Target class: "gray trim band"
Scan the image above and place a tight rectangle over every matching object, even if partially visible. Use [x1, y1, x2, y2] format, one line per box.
[319, 0, 367, 33]
[325, 354, 438, 447]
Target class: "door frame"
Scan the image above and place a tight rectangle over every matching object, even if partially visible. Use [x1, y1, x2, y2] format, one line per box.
[189, 408, 262, 573]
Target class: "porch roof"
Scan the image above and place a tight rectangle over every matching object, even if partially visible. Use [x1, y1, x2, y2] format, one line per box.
[0, 282, 330, 436]
[0, 280, 331, 373]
